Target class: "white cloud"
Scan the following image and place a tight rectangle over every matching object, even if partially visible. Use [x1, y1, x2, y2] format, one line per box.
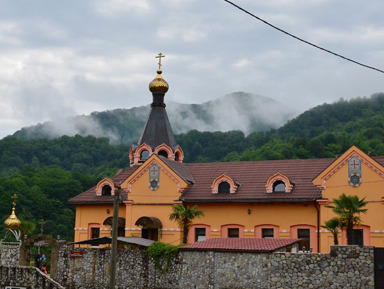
[0, 0, 383, 139]
[0, 21, 22, 45]
[93, 0, 150, 17]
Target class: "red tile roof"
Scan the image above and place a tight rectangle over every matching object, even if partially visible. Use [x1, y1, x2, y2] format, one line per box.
[160, 156, 195, 184]
[181, 158, 336, 202]
[68, 165, 140, 205]
[68, 156, 384, 205]
[180, 238, 300, 253]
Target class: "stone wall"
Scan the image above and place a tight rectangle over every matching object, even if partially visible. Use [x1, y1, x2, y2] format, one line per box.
[268, 246, 374, 288]
[55, 245, 375, 289]
[0, 242, 20, 266]
[57, 247, 149, 289]
[0, 265, 65, 289]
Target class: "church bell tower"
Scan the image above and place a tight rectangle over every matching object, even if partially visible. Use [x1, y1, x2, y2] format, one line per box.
[129, 53, 184, 166]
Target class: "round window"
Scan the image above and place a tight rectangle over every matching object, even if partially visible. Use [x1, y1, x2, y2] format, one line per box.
[150, 180, 158, 189]
[350, 175, 360, 185]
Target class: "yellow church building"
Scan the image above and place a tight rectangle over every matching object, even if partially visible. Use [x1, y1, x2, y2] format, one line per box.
[68, 56, 384, 253]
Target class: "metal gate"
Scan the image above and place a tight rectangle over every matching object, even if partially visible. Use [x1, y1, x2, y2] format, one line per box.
[375, 247, 384, 288]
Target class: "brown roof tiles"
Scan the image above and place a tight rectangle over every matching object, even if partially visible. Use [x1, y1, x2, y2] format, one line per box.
[69, 156, 384, 205]
[181, 158, 336, 202]
[68, 165, 139, 205]
[180, 237, 301, 253]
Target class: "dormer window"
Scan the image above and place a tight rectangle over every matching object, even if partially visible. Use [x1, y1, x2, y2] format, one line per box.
[265, 172, 293, 193]
[102, 185, 112, 196]
[211, 174, 239, 194]
[218, 182, 230, 193]
[173, 146, 184, 163]
[273, 180, 286, 192]
[132, 143, 153, 165]
[154, 143, 173, 160]
[96, 177, 116, 196]
[141, 150, 149, 160]
[158, 150, 168, 158]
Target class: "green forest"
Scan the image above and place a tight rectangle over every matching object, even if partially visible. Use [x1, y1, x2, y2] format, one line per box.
[1, 93, 383, 241]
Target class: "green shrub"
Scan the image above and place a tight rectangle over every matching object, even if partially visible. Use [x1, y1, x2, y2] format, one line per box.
[146, 242, 180, 272]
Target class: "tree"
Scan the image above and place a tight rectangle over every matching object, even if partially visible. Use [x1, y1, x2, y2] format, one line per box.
[19, 220, 36, 240]
[325, 194, 368, 245]
[169, 204, 204, 244]
[321, 217, 340, 245]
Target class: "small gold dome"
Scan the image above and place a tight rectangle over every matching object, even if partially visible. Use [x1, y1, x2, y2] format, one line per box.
[4, 208, 21, 230]
[149, 69, 169, 94]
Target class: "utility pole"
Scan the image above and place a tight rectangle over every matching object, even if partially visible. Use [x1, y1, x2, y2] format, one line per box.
[109, 188, 120, 289]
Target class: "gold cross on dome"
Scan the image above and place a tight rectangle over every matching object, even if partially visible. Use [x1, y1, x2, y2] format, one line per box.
[11, 194, 18, 207]
[155, 53, 165, 70]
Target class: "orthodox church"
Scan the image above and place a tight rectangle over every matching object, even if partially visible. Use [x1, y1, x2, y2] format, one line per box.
[68, 54, 384, 253]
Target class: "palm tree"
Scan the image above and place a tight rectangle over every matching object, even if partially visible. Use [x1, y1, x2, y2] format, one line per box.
[325, 193, 368, 245]
[321, 217, 340, 245]
[169, 204, 204, 244]
[20, 220, 36, 239]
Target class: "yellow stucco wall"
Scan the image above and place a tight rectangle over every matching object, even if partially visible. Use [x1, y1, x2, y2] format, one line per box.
[73, 147, 384, 253]
[74, 204, 125, 242]
[316, 146, 384, 252]
[193, 202, 317, 233]
[122, 160, 185, 204]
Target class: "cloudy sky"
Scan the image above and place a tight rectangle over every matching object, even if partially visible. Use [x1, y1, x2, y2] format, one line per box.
[0, 0, 383, 139]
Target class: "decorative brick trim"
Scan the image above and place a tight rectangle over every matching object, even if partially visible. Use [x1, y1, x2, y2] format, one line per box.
[265, 172, 293, 193]
[211, 174, 239, 194]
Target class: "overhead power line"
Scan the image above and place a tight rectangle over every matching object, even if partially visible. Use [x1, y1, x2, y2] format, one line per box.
[224, 0, 384, 74]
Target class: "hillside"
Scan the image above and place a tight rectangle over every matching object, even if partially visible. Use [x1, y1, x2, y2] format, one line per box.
[11, 92, 296, 144]
[224, 92, 384, 161]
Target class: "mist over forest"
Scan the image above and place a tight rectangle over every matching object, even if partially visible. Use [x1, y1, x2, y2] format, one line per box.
[11, 92, 297, 144]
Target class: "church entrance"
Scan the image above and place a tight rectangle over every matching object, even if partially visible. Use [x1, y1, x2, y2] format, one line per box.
[141, 228, 159, 241]
[103, 217, 126, 237]
[135, 217, 163, 241]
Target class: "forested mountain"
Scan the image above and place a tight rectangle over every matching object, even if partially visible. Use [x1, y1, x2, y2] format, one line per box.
[223, 92, 384, 162]
[11, 92, 296, 144]
[0, 166, 98, 241]
[1, 92, 383, 241]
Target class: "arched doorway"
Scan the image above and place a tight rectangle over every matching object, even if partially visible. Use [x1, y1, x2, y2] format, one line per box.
[103, 217, 126, 237]
[135, 217, 162, 241]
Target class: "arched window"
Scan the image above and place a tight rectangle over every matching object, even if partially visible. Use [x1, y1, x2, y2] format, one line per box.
[173, 146, 184, 163]
[88, 223, 101, 245]
[188, 224, 211, 243]
[255, 225, 280, 238]
[211, 174, 238, 194]
[341, 225, 370, 246]
[273, 181, 286, 192]
[140, 150, 149, 160]
[102, 185, 112, 196]
[290, 225, 317, 252]
[221, 224, 245, 238]
[265, 173, 293, 193]
[218, 182, 230, 193]
[158, 150, 168, 158]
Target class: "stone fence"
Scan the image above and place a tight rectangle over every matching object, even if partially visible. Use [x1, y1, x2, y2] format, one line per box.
[0, 242, 20, 266]
[55, 245, 375, 289]
[0, 242, 65, 288]
[0, 266, 65, 289]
